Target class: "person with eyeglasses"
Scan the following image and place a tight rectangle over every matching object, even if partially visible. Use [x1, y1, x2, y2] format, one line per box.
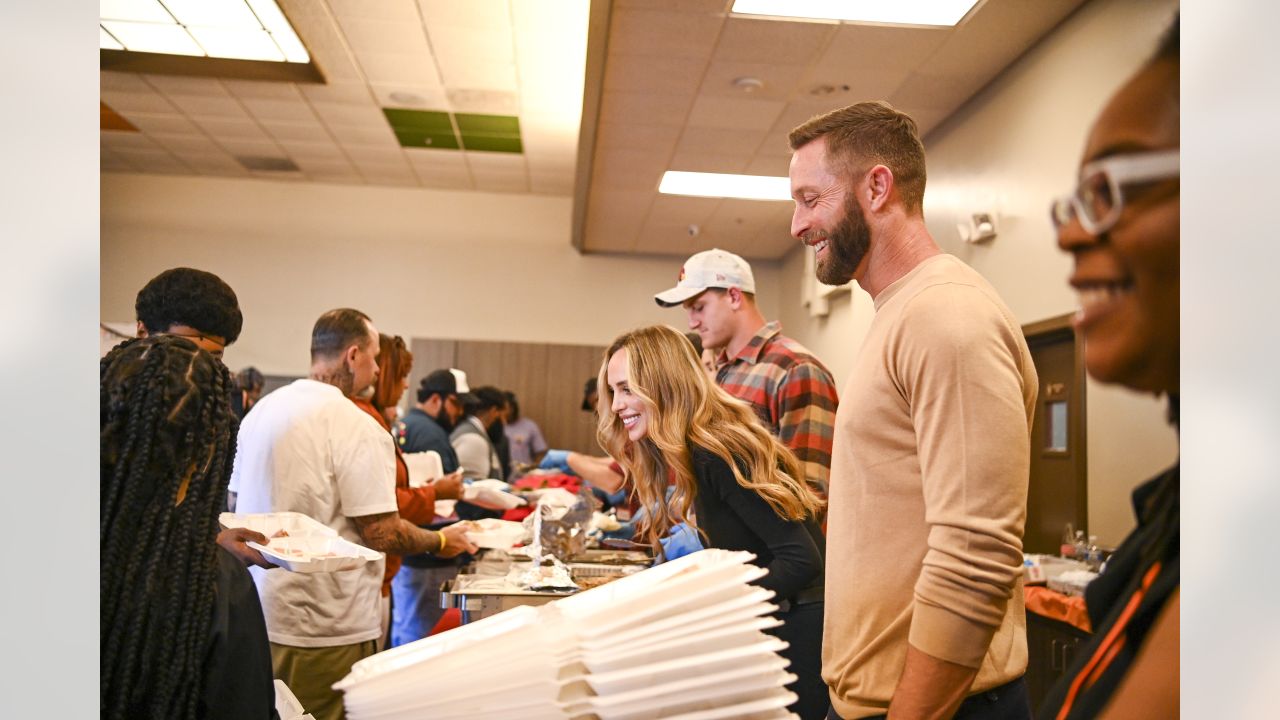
[788, 102, 1039, 719]
[1038, 17, 1179, 720]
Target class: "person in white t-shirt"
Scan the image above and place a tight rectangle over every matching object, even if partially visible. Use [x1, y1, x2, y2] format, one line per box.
[231, 308, 477, 720]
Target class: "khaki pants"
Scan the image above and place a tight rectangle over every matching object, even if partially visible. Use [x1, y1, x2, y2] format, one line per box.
[270, 640, 377, 720]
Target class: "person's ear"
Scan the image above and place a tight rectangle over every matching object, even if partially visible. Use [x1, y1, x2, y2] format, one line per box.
[867, 165, 894, 212]
[726, 287, 744, 309]
[343, 343, 360, 370]
[136, 320, 148, 338]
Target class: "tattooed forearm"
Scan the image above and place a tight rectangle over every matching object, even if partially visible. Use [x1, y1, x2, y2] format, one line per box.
[352, 511, 440, 555]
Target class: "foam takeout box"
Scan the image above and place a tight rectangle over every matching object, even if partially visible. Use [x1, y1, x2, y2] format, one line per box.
[219, 511, 382, 573]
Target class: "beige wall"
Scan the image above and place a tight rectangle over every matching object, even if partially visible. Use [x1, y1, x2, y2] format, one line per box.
[102, 173, 780, 378]
[776, 0, 1179, 546]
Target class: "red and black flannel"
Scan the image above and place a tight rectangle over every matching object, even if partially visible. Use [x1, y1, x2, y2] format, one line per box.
[715, 321, 838, 500]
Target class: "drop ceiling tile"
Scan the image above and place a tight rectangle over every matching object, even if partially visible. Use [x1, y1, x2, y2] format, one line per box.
[523, 155, 574, 175]
[528, 169, 574, 195]
[473, 172, 529, 193]
[120, 150, 190, 173]
[355, 51, 442, 87]
[888, 71, 985, 115]
[920, 0, 1081, 83]
[418, 0, 510, 32]
[437, 61, 519, 93]
[100, 153, 135, 172]
[196, 118, 272, 141]
[101, 71, 150, 92]
[707, 197, 792, 228]
[667, 151, 749, 174]
[336, 17, 432, 57]
[183, 153, 246, 173]
[594, 122, 681, 154]
[278, 2, 365, 83]
[300, 82, 374, 105]
[144, 75, 230, 97]
[167, 94, 252, 120]
[614, 0, 726, 10]
[592, 147, 668, 192]
[603, 53, 706, 96]
[445, 88, 519, 114]
[312, 172, 367, 185]
[251, 169, 307, 181]
[744, 153, 791, 176]
[405, 147, 467, 169]
[808, 24, 950, 101]
[331, 0, 421, 22]
[240, 97, 319, 123]
[676, 126, 767, 156]
[357, 162, 416, 182]
[713, 17, 836, 66]
[698, 61, 809, 102]
[430, 25, 516, 69]
[311, 102, 387, 127]
[218, 139, 285, 158]
[221, 80, 305, 100]
[327, 123, 398, 146]
[598, 91, 695, 128]
[349, 149, 412, 167]
[373, 84, 449, 110]
[261, 120, 333, 144]
[278, 140, 347, 161]
[413, 166, 474, 190]
[649, 194, 723, 225]
[101, 90, 178, 114]
[608, 8, 724, 61]
[634, 220, 715, 257]
[293, 157, 357, 175]
[686, 96, 784, 131]
[465, 152, 525, 174]
[125, 112, 201, 135]
[151, 133, 222, 154]
[101, 132, 161, 150]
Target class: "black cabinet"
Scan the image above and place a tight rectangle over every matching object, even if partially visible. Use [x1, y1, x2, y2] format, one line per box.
[1026, 610, 1091, 711]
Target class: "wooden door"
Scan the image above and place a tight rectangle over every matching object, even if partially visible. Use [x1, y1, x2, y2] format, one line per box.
[1023, 314, 1088, 554]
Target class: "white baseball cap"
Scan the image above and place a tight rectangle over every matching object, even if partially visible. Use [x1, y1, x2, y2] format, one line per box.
[654, 248, 756, 307]
[449, 368, 470, 393]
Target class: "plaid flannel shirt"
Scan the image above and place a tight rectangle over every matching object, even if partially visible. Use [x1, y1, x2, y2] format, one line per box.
[715, 321, 838, 499]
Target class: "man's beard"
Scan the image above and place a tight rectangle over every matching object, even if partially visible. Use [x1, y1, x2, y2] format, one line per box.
[486, 419, 505, 444]
[430, 405, 456, 432]
[813, 196, 871, 286]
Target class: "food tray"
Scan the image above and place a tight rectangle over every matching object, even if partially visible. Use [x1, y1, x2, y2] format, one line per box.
[248, 534, 382, 573]
[219, 511, 336, 538]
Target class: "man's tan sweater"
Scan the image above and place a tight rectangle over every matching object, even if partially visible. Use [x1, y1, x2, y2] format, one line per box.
[823, 255, 1037, 719]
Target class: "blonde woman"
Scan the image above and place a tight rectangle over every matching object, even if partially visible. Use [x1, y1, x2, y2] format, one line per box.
[597, 324, 827, 719]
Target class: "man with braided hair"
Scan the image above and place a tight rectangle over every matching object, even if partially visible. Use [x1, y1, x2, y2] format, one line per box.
[101, 335, 276, 720]
[231, 308, 478, 720]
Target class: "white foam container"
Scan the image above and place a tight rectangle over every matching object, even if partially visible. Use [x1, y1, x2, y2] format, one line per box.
[582, 637, 789, 695]
[464, 518, 528, 548]
[662, 689, 797, 720]
[248, 534, 382, 573]
[219, 511, 336, 538]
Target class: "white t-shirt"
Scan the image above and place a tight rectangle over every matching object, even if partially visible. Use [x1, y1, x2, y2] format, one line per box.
[231, 379, 397, 647]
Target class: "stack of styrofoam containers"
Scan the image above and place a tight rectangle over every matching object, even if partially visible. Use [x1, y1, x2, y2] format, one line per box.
[335, 549, 798, 719]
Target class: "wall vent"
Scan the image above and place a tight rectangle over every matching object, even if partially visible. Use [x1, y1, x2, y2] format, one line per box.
[236, 156, 300, 172]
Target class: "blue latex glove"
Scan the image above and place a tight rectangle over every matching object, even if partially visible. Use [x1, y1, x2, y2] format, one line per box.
[658, 522, 703, 562]
[538, 449, 575, 475]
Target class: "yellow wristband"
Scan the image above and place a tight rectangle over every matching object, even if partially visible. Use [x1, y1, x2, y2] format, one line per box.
[437, 530, 447, 552]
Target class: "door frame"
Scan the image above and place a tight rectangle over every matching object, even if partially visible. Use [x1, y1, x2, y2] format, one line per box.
[1022, 312, 1089, 537]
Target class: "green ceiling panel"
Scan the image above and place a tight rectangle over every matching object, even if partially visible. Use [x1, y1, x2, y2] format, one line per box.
[382, 108, 452, 132]
[454, 113, 520, 135]
[393, 128, 460, 149]
[460, 135, 523, 153]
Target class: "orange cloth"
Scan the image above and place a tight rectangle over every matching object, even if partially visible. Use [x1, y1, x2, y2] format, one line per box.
[1024, 585, 1092, 633]
[351, 398, 438, 597]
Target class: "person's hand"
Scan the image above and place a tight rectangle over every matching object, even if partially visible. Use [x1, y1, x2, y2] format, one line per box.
[216, 527, 278, 569]
[539, 449, 576, 475]
[658, 522, 703, 562]
[435, 522, 479, 559]
[431, 470, 464, 500]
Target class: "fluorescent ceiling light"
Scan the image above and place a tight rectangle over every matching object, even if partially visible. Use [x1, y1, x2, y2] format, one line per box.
[730, 0, 981, 27]
[99, 0, 310, 63]
[659, 171, 790, 201]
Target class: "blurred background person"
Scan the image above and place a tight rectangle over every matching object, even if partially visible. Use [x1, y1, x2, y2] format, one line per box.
[349, 334, 463, 650]
[598, 324, 827, 719]
[451, 385, 507, 481]
[503, 390, 548, 470]
[101, 335, 276, 720]
[231, 366, 264, 420]
[1039, 18, 1180, 720]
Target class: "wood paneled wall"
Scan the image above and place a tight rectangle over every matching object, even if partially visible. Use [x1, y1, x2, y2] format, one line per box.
[406, 338, 609, 455]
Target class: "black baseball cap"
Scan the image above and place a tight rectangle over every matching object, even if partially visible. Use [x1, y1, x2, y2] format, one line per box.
[581, 377, 598, 411]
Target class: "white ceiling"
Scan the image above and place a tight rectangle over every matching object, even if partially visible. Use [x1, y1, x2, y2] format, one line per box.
[100, 0, 1088, 260]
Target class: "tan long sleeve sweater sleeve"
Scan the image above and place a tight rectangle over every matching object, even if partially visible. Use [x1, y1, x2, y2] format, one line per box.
[823, 255, 1037, 719]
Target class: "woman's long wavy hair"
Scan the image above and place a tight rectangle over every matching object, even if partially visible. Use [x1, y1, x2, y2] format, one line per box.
[371, 333, 413, 418]
[596, 325, 823, 551]
[101, 335, 237, 720]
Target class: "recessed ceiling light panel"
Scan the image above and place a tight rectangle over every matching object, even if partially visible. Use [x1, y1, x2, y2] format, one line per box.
[99, 0, 310, 63]
[730, 0, 981, 27]
[659, 171, 790, 201]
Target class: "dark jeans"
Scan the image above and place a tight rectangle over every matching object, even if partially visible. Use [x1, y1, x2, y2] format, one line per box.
[767, 600, 827, 720]
[827, 675, 1031, 720]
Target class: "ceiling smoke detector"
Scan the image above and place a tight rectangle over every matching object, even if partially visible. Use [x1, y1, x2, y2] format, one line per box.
[733, 77, 764, 93]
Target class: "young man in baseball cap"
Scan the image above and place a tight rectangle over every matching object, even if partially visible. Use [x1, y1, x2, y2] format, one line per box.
[655, 248, 839, 505]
